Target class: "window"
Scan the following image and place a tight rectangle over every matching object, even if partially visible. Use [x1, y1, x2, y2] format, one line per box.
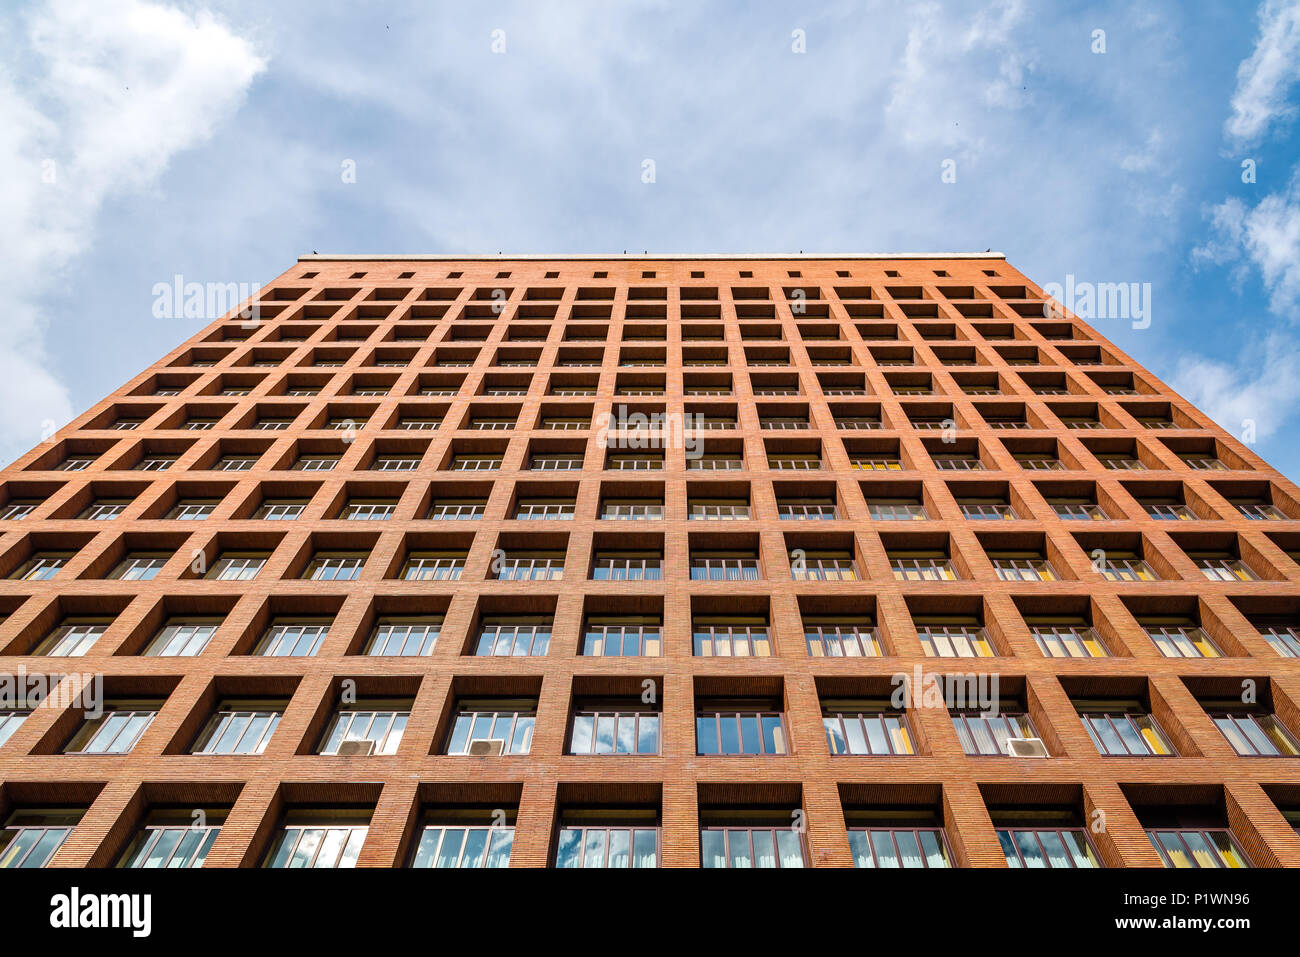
[791, 549, 858, 580]
[688, 454, 744, 471]
[10, 552, 72, 580]
[1097, 551, 1157, 582]
[411, 812, 514, 868]
[0, 711, 29, 747]
[145, 618, 219, 656]
[688, 498, 750, 520]
[256, 500, 307, 520]
[867, 501, 927, 521]
[1077, 701, 1174, 756]
[207, 552, 267, 581]
[1143, 500, 1194, 520]
[81, 499, 129, 520]
[555, 816, 659, 868]
[1260, 623, 1300, 657]
[805, 618, 880, 657]
[401, 551, 464, 581]
[997, 817, 1101, 869]
[696, 707, 787, 755]
[119, 811, 222, 869]
[1050, 499, 1106, 520]
[847, 819, 951, 868]
[700, 823, 805, 868]
[496, 551, 564, 580]
[303, 552, 366, 581]
[428, 499, 485, 520]
[36, 619, 108, 657]
[192, 701, 282, 754]
[778, 498, 837, 519]
[341, 499, 397, 520]
[959, 500, 1016, 520]
[916, 621, 993, 658]
[1029, 619, 1108, 658]
[693, 617, 771, 657]
[951, 709, 1039, 756]
[366, 617, 440, 656]
[691, 552, 760, 581]
[600, 499, 662, 520]
[1095, 453, 1146, 471]
[264, 812, 369, 869]
[374, 456, 420, 471]
[135, 457, 175, 472]
[516, 499, 575, 520]
[168, 499, 218, 520]
[1207, 706, 1300, 757]
[530, 454, 583, 471]
[1015, 456, 1064, 471]
[768, 454, 820, 470]
[607, 454, 662, 471]
[1148, 829, 1249, 868]
[570, 707, 660, 754]
[582, 617, 661, 656]
[107, 552, 170, 581]
[64, 702, 157, 754]
[890, 552, 957, 581]
[591, 551, 661, 580]
[989, 553, 1057, 582]
[445, 702, 535, 754]
[474, 618, 551, 656]
[0, 810, 83, 868]
[256, 619, 331, 656]
[216, 456, 257, 471]
[1144, 620, 1220, 658]
[1232, 500, 1285, 520]
[294, 456, 340, 472]
[450, 455, 502, 471]
[851, 457, 903, 471]
[823, 701, 914, 755]
[319, 701, 409, 755]
[1191, 552, 1259, 582]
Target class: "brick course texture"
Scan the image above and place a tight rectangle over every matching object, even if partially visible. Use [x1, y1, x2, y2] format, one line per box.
[2, 254, 1299, 868]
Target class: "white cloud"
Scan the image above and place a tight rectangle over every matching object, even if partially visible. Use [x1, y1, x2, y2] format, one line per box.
[1172, 332, 1300, 442]
[1193, 177, 1300, 313]
[0, 0, 263, 464]
[884, 0, 1034, 160]
[1225, 0, 1300, 146]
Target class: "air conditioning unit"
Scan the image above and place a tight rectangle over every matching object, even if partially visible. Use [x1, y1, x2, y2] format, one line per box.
[337, 739, 375, 756]
[1006, 737, 1049, 758]
[467, 738, 505, 756]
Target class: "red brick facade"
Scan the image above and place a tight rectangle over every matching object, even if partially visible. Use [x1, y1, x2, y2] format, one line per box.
[1, 254, 1298, 868]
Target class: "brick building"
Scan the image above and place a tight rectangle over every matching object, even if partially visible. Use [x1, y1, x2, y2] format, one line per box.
[1, 253, 1298, 869]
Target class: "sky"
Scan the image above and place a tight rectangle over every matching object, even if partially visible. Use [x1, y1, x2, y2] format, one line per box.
[1, 0, 1299, 477]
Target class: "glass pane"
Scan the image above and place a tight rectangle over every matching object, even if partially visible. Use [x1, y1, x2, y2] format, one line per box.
[555, 828, 582, 868]
[775, 830, 804, 868]
[727, 830, 752, 868]
[895, 830, 924, 868]
[751, 829, 777, 868]
[485, 829, 513, 868]
[632, 829, 657, 868]
[700, 830, 726, 868]
[1013, 830, 1046, 868]
[848, 830, 873, 867]
[870, 831, 899, 868]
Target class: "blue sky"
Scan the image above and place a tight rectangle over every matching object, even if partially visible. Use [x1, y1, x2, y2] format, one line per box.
[2, 0, 1299, 477]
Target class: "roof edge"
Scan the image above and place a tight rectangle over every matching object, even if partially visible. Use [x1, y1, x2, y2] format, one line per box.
[297, 252, 1007, 262]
